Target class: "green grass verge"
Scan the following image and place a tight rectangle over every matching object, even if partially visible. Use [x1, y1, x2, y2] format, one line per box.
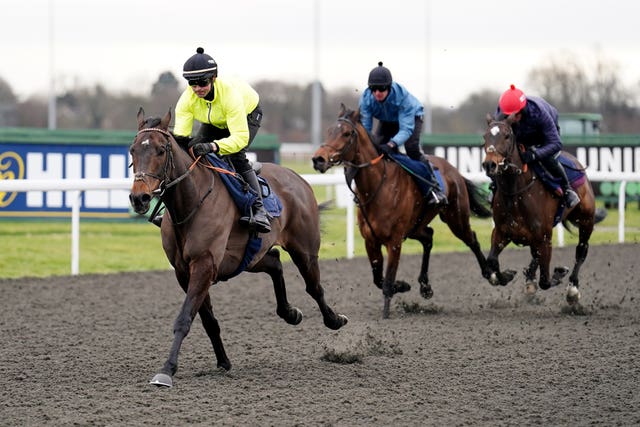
[0, 158, 638, 278]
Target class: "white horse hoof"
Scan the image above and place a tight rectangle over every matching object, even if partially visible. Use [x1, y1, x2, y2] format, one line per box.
[566, 285, 581, 305]
[489, 272, 499, 286]
[524, 280, 537, 295]
[149, 373, 173, 387]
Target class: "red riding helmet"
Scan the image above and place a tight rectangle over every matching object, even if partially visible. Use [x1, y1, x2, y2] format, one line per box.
[499, 84, 527, 115]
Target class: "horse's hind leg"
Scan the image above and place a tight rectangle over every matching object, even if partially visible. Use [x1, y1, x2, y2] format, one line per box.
[286, 248, 348, 330]
[198, 294, 231, 371]
[417, 226, 434, 299]
[254, 248, 303, 325]
[566, 223, 593, 304]
[440, 207, 489, 279]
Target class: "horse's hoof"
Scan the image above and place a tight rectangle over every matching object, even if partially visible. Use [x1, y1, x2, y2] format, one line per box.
[489, 272, 499, 286]
[420, 284, 434, 299]
[288, 307, 303, 325]
[149, 373, 173, 388]
[566, 285, 581, 305]
[393, 280, 411, 294]
[500, 269, 517, 286]
[550, 266, 570, 287]
[524, 280, 537, 295]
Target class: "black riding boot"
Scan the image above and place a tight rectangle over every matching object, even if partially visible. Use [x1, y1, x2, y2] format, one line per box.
[543, 157, 580, 208]
[240, 170, 272, 233]
[420, 155, 448, 206]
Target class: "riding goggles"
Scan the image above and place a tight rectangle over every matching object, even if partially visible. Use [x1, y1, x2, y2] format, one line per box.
[189, 78, 211, 87]
[369, 85, 390, 93]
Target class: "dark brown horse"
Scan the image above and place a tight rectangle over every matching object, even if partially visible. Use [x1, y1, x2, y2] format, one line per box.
[129, 108, 347, 387]
[481, 114, 605, 304]
[312, 105, 492, 318]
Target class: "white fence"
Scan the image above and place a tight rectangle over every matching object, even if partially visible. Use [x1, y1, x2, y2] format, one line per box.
[0, 171, 637, 275]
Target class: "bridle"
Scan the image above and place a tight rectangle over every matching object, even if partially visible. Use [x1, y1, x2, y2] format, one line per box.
[485, 121, 524, 175]
[132, 127, 197, 197]
[485, 120, 537, 196]
[132, 127, 212, 225]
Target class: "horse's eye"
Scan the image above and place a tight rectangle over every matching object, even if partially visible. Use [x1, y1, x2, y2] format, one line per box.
[342, 131, 351, 138]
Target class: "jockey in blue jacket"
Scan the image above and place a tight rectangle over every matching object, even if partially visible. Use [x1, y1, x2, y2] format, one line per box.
[496, 84, 580, 208]
[359, 62, 447, 206]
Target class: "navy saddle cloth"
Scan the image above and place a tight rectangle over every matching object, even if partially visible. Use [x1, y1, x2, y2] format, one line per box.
[531, 153, 586, 226]
[389, 153, 446, 196]
[206, 154, 283, 219]
[204, 154, 283, 280]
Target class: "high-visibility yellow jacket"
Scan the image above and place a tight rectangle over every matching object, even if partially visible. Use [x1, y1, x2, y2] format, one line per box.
[173, 77, 259, 155]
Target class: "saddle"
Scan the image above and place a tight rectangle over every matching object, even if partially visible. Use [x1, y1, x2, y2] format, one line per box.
[530, 154, 586, 197]
[530, 154, 586, 226]
[204, 154, 283, 219]
[388, 153, 446, 197]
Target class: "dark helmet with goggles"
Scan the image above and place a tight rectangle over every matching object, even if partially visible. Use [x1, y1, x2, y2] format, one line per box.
[182, 47, 218, 82]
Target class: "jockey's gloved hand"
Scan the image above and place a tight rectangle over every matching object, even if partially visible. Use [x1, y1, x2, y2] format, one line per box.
[191, 142, 219, 157]
[520, 148, 537, 164]
[379, 141, 397, 156]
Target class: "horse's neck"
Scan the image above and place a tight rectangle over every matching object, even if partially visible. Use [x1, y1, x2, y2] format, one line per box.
[496, 168, 534, 198]
[163, 152, 227, 220]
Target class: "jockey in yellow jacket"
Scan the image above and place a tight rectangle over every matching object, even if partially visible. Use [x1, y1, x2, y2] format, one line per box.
[171, 47, 270, 233]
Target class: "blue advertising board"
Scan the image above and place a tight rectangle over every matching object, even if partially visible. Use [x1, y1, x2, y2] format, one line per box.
[0, 142, 131, 218]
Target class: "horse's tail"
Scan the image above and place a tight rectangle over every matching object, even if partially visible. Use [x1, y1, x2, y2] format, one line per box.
[594, 207, 608, 224]
[464, 178, 492, 218]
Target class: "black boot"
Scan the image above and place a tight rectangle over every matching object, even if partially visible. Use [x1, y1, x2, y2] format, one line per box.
[420, 156, 448, 206]
[240, 170, 272, 233]
[543, 157, 580, 208]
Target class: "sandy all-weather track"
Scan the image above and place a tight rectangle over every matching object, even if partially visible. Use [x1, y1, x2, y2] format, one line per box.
[1, 243, 639, 426]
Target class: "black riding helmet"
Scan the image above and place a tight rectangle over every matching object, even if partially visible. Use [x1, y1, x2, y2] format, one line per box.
[182, 47, 218, 81]
[368, 61, 392, 87]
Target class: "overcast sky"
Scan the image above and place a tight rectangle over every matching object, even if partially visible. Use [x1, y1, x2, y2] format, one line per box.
[2, 0, 639, 108]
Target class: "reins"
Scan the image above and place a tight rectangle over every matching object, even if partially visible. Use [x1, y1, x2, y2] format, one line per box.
[134, 127, 216, 225]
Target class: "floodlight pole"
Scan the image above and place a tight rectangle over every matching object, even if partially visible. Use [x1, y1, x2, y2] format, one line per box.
[48, 0, 57, 130]
[311, 0, 322, 149]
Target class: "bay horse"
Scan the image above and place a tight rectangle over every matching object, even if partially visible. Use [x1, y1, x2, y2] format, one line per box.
[129, 108, 347, 387]
[481, 113, 605, 304]
[312, 105, 492, 319]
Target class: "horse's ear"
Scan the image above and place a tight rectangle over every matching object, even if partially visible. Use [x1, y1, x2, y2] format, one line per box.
[506, 113, 516, 125]
[160, 108, 172, 130]
[486, 113, 493, 125]
[339, 103, 347, 116]
[137, 107, 146, 130]
[353, 107, 361, 123]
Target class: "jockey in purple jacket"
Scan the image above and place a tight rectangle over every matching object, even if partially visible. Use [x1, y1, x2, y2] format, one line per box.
[496, 84, 581, 208]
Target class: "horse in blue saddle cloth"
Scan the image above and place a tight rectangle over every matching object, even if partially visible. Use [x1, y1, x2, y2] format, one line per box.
[129, 108, 347, 387]
[313, 104, 493, 319]
[482, 115, 606, 306]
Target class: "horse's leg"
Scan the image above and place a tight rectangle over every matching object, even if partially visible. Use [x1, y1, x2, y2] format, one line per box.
[523, 253, 539, 295]
[151, 256, 216, 387]
[417, 226, 434, 299]
[486, 229, 516, 286]
[173, 267, 230, 371]
[566, 221, 594, 304]
[381, 242, 402, 319]
[364, 238, 384, 290]
[198, 294, 231, 371]
[261, 249, 348, 330]
[536, 242, 553, 290]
